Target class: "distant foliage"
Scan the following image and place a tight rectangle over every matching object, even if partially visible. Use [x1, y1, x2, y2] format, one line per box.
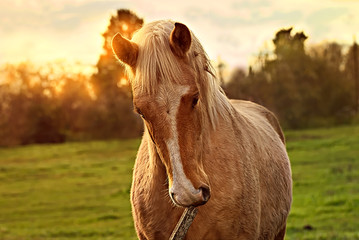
[0, 62, 90, 146]
[224, 28, 358, 129]
[0, 9, 145, 147]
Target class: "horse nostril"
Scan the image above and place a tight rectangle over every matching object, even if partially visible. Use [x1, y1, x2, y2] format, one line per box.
[170, 191, 175, 201]
[199, 186, 211, 203]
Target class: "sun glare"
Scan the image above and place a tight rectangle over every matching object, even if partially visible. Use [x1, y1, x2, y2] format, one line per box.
[122, 23, 129, 32]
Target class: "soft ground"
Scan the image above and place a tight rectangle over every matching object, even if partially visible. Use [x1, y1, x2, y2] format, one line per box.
[0, 125, 358, 239]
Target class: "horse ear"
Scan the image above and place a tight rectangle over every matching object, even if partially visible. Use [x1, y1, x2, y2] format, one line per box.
[111, 33, 138, 68]
[170, 22, 192, 58]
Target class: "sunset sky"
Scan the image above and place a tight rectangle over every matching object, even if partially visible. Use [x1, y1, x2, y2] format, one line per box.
[1, 0, 359, 69]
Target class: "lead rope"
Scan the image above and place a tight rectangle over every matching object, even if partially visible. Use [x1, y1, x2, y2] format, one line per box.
[169, 207, 198, 240]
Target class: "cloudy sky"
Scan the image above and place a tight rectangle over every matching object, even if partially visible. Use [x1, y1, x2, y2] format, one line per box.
[1, 0, 359, 69]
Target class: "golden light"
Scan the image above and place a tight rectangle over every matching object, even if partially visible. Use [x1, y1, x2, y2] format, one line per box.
[117, 77, 128, 87]
[29, 76, 40, 87]
[86, 82, 97, 100]
[54, 79, 65, 95]
[122, 23, 128, 32]
[43, 89, 51, 97]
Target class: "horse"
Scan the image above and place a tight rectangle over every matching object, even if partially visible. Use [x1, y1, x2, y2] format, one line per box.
[111, 20, 292, 240]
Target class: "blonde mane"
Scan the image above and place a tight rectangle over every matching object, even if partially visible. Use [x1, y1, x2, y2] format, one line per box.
[126, 20, 232, 129]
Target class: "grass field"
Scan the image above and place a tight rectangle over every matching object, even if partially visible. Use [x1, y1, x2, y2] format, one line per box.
[0, 125, 358, 239]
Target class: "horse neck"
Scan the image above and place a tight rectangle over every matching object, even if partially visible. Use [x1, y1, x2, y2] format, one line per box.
[144, 129, 168, 185]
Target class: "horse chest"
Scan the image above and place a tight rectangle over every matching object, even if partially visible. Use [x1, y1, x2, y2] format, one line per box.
[131, 165, 182, 239]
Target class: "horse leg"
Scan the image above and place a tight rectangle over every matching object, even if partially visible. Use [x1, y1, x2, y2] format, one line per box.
[274, 224, 286, 240]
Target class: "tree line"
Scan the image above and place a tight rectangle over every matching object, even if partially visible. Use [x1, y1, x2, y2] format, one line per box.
[0, 9, 358, 146]
[224, 28, 359, 129]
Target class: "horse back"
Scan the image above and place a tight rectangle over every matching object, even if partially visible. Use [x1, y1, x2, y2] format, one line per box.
[230, 99, 285, 144]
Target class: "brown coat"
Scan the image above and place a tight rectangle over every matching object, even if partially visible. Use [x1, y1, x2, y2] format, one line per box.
[112, 20, 292, 240]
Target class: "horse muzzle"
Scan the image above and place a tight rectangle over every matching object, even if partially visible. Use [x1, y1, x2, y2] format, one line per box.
[170, 185, 211, 207]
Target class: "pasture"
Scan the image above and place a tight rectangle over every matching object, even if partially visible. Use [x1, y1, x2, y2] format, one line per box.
[0, 125, 358, 239]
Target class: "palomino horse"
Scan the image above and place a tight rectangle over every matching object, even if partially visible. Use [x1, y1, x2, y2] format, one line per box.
[112, 20, 292, 240]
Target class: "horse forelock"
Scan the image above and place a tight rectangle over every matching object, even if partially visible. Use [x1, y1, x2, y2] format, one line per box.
[127, 20, 232, 130]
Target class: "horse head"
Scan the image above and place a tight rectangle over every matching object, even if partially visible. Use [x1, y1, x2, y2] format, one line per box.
[112, 21, 211, 207]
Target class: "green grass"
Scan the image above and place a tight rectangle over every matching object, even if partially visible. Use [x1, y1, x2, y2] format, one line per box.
[0, 125, 358, 239]
[0, 140, 140, 240]
[285, 125, 359, 239]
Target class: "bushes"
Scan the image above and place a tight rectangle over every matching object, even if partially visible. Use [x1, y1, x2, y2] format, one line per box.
[0, 62, 142, 147]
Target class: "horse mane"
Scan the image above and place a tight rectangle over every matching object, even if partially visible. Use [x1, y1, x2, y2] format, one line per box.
[126, 20, 232, 129]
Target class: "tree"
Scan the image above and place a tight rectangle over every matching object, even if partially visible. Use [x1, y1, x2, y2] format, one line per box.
[273, 28, 307, 60]
[91, 9, 144, 139]
[344, 40, 359, 113]
[92, 9, 143, 98]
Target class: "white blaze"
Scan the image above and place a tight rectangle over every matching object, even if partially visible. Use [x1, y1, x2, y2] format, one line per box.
[163, 85, 200, 201]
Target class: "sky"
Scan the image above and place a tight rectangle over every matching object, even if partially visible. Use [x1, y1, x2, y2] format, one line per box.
[1, 0, 359, 70]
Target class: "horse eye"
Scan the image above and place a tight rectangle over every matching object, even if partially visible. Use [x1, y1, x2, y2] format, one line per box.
[135, 107, 145, 119]
[192, 95, 199, 108]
